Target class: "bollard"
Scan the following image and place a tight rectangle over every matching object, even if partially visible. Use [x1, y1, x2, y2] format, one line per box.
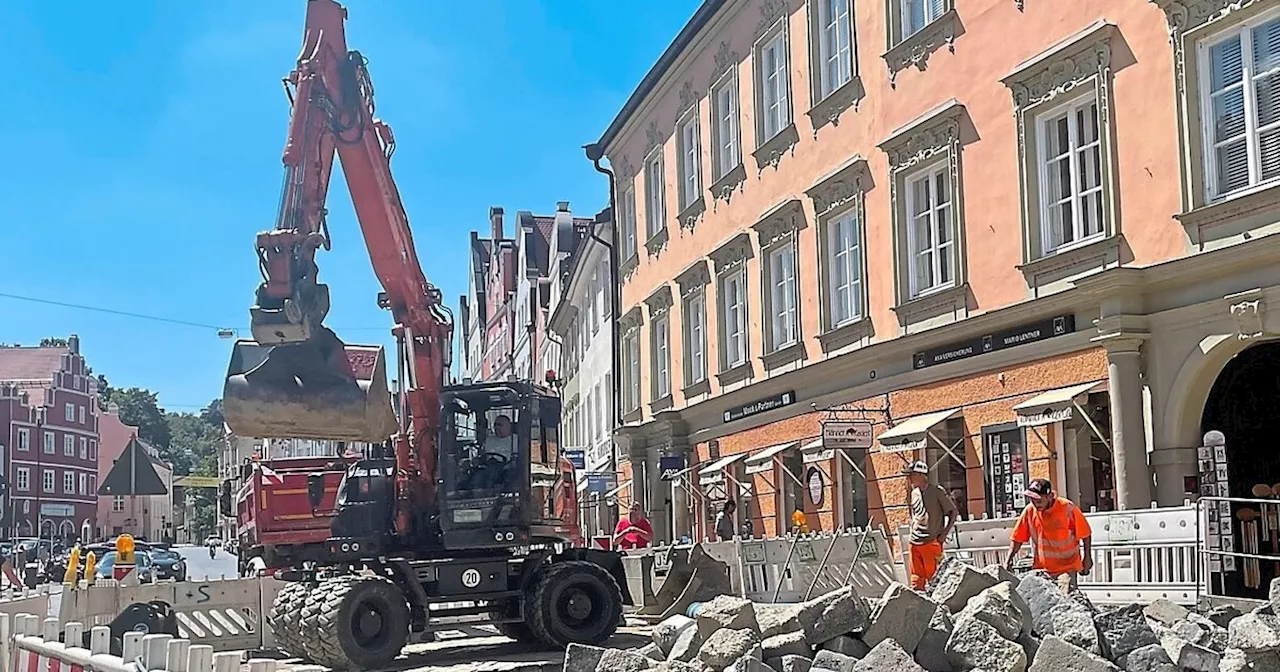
[143, 634, 173, 671]
[0, 613, 9, 672]
[42, 616, 58, 641]
[64, 622, 84, 649]
[187, 645, 214, 672]
[212, 651, 240, 672]
[166, 638, 191, 672]
[247, 659, 277, 672]
[122, 631, 145, 661]
[89, 626, 112, 655]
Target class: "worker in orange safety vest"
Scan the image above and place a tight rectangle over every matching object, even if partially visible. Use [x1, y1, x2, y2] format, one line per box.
[1004, 478, 1093, 593]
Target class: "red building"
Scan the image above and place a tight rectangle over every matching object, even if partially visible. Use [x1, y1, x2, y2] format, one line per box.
[0, 335, 100, 541]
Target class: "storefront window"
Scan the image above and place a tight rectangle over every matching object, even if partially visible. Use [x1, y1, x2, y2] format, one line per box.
[782, 452, 806, 531]
[925, 418, 969, 515]
[1086, 391, 1115, 512]
[982, 424, 1028, 519]
[837, 448, 869, 529]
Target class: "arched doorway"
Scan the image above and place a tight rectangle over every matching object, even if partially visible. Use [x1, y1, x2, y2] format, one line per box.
[1201, 342, 1280, 599]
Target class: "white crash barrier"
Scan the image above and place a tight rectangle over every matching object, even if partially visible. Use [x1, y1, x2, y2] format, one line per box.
[59, 577, 265, 653]
[0, 586, 51, 623]
[4, 611, 274, 672]
[896, 503, 1201, 606]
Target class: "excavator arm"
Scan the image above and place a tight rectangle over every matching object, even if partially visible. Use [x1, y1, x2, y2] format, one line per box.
[223, 0, 451, 532]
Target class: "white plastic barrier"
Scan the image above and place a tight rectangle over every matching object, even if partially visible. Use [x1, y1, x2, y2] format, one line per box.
[0, 586, 51, 622]
[5, 611, 273, 672]
[896, 504, 1200, 606]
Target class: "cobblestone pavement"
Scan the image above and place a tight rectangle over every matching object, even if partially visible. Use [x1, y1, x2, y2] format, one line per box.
[267, 625, 653, 672]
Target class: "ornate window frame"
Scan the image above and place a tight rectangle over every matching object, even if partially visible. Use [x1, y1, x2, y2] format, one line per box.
[708, 41, 748, 206]
[709, 232, 756, 387]
[645, 285, 675, 412]
[805, 156, 874, 353]
[752, 0, 800, 174]
[1001, 20, 1123, 296]
[882, 0, 960, 86]
[1150, 0, 1280, 250]
[805, 0, 865, 133]
[676, 259, 713, 398]
[618, 306, 645, 423]
[674, 81, 706, 234]
[878, 99, 971, 333]
[614, 155, 641, 282]
[642, 123, 670, 258]
[752, 199, 808, 370]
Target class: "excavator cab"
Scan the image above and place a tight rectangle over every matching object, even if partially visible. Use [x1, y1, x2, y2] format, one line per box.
[221, 332, 399, 443]
[437, 381, 566, 551]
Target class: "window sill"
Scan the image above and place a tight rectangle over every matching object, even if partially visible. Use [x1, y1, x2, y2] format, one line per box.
[682, 377, 712, 399]
[752, 124, 800, 175]
[761, 341, 806, 371]
[621, 407, 644, 425]
[892, 282, 970, 331]
[806, 77, 865, 135]
[677, 198, 706, 234]
[818, 317, 873, 354]
[1018, 233, 1121, 295]
[882, 10, 962, 86]
[716, 360, 754, 387]
[1177, 181, 1280, 248]
[710, 164, 747, 206]
[649, 394, 674, 414]
[619, 253, 640, 283]
[645, 227, 670, 258]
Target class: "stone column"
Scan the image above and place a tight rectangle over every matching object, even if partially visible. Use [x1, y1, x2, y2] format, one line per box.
[1101, 338, 1154, 509]
[1150, 446, 1197, 506]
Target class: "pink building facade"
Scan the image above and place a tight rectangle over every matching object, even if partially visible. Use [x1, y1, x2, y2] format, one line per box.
[97, 405, 173, 542]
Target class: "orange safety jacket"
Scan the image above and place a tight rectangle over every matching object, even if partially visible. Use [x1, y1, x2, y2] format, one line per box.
[1011, 497, 1092, 575]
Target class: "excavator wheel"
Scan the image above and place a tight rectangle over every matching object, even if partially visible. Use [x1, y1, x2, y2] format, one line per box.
[267, 581, 310, 657]
[525, 560, 623, 649]
[298, 575, 410, 671]
[487, 602, 544, 647]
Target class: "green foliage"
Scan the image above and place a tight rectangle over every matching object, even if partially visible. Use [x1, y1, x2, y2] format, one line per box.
[102, 387, 172, 452]
[39, 337, 69, 347]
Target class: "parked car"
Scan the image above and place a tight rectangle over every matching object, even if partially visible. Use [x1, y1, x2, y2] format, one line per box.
[94, 551, 155, 583]
[148, 548, 186, 582]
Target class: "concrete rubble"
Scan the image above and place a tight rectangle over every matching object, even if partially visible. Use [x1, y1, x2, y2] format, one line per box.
[563, 568, 1280, 672]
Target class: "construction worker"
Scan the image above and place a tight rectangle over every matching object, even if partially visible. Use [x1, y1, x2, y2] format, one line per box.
[1004, 478, 1093, 593]
[905, 460, 959, 591]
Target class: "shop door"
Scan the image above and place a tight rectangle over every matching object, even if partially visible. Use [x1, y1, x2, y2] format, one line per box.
[983, 423, 1029, 519]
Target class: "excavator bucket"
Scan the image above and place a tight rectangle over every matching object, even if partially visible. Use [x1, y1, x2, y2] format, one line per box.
[222, 335, 399, 443]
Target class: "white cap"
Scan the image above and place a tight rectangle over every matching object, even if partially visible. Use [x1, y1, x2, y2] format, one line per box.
[903, 460, 929, 475]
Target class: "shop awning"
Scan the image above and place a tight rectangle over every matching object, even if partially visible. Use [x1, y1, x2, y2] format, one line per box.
[744, 441, 799, 474]
[698, 452, 750, 484]
[1013, 381, 1106, 427]
[877, 408, 961, 452]
[800, 437, 833, 464]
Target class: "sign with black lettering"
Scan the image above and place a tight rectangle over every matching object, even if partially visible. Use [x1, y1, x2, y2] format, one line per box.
[912, 315, 1076, 370]
[724, 391, 796, 423]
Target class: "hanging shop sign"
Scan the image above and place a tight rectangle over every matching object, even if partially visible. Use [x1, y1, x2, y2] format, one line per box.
[803, 447, 835, 464]
[1016, 406, 1074, 428]
[723, 390, 796, 423]
[659, 455, 686, 481]
[564, 450, 586, 470]
[822, 421, 873, 449]
[913, 315, 1076, 370]
[806, 467, 825, 507]
[586, 472, 616, 495]
[1198, 431, 1235, 573]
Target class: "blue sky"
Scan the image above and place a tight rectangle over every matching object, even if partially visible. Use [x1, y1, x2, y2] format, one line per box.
[0, 0, 697, 412]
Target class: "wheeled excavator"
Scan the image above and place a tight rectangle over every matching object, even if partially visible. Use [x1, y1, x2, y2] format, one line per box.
[220, 1, 630, 669]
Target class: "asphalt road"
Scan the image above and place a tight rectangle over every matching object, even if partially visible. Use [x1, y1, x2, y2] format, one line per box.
[169, 544, 239, 581]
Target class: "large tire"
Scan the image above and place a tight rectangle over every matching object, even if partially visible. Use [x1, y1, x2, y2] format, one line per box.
[299, 576, 410, 671]
[525, 560, 622, 649]
[487, 602, 541, 646]
[268, 581, 310, 658]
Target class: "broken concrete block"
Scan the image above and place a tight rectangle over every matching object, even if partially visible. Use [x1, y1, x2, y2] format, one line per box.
[650, 662, 701, 672]
[955, 581, 1031, 642]
[638, 642, 665, 661]
[798, 586, 871, 645]
[1204, 604, 1243, 629]
[595, 648, 655, 672]
[862, 583, 936, 652]
[758, 603, 806, 639]
[914, 605, 954, 672]
[982, 564, 1022, 588]
[1123, 643, 1176, 672]
[564, 643, 607, 672]
[727, 655, 777, 672]
[1095, 603, 1160, 662]
[1141, 599, 1189, 628]
[763, 631, 813, 660]
[700, 629, 762, 670]
[653, 614, 696, 657]
[811, 649, 859, 672]
[1186, 613, 1229, 652]
[931, 564, 999, 614]
[822, 635, 869, 658]
[1048, 600, 1102, 655]
[852, 639, 926, 672]
[1220, 647, 1280, 672]
[1169, 619, 1208, 646]
[698, 595, 761, 641]
[1271, 577, 1280, 614]
[946, 613, 1028, 672]
[1228, 612, 1280, 653]
[766, 654, 813, 672]
[1028, 636, 1120, 672]
[1015, 572, 1068, 637]
[1159, 632, 1221, 672]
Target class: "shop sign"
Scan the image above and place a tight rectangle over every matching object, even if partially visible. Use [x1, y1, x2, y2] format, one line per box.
[1198, 431, 1235, 573]
[744, 460, 773, 476]
[913, 314, 1076, 370]
[564, 450, 586, 470]
[802, 448, 835, 464]
[40, 503, 75, 517]
[659, 455, 685, 481]
[806, 467, 825, 507]
[1016, 406, 1073, 428]
[724, 390, 796, 423]
[882, 437, 928, 453]
[822, 421, 873, 449]
[586, 472, 616, 494]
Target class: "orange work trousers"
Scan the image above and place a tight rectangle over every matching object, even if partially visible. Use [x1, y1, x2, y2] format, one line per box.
[909, 540, 945, 591]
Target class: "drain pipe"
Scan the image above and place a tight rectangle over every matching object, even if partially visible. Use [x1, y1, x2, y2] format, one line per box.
[584, 142, 622, 518]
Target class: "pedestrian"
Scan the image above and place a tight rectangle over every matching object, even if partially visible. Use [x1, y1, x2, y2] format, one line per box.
[714, 500, 737, 541]
[612, 502, 654, 551]
[1003, 478, 1093, 594]
[904, 460, 959, 591]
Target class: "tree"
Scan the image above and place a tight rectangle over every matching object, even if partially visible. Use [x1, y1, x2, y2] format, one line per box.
[166, 412, 222, 477]
[39, 337, 68, 347]
[104, 388, 171, 450]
